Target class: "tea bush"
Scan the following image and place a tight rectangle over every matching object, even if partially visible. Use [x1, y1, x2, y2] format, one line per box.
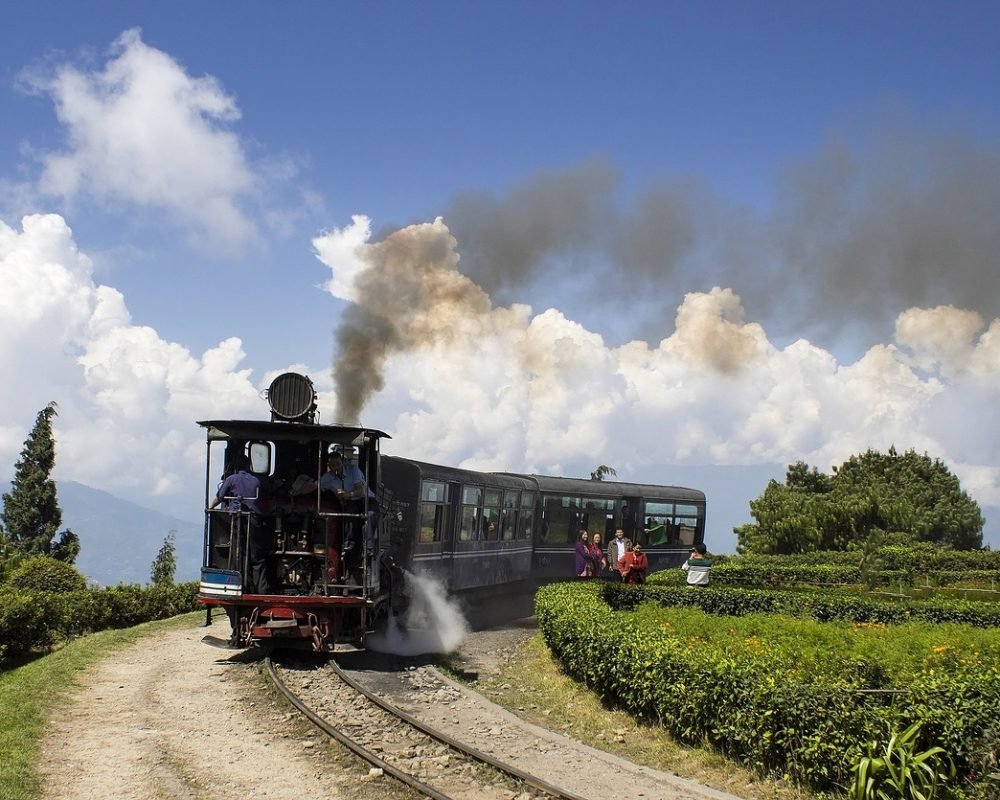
[602, 583, 1000, 628]
[536, 580, 1000, 794]
[0, 582, 199, 664]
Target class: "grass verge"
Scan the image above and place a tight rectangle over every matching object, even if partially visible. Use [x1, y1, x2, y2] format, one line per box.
[462, 632, 818, 800]
[0, 611, 204, 800]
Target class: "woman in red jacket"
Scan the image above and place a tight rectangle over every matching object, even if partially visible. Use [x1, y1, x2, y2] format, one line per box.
[618, 543, 648, 585]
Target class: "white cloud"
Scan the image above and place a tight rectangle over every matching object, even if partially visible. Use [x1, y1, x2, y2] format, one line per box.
[334, 218, 1000, 509]
[21, 29, 258, 249]
[312, 214, 371, 302]
[3, 210, 998, 533]
[0, 213, 264, 506]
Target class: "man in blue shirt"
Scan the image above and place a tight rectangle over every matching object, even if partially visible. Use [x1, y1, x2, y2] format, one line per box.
[209, 455, 269, 593]
[319, 452, 366, 500]
[321, 451, 377, 560]
[210, 457, 261, 512]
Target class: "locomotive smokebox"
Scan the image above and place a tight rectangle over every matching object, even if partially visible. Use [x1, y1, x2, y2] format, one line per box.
[267, 372, 318, 423]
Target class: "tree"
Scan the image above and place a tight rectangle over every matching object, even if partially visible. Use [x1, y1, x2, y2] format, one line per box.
[1, 402, 78, 563]
[735, 449, 984, 554]
[151, 531, 177, 585]
[590, 465, 617, 481]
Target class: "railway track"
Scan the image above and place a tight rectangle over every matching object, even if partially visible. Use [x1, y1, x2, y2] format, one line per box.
[265, 653, 588, 800]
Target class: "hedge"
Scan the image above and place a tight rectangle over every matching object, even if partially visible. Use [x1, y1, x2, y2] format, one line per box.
[652, 562, 1000, 590]
[601, 582, 1000, 628]
[0, 582, 200, 664]
[536, 580, 1000, 796]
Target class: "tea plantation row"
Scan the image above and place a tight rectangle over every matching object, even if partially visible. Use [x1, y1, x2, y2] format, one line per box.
[536, 581, 999, 797]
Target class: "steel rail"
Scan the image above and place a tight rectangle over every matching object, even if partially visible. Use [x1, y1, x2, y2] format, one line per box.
[264, 656, 452, 800]
[330, 657, 588, 800]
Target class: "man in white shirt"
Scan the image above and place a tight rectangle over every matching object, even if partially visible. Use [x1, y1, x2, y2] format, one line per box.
[607, 528, 632, 581]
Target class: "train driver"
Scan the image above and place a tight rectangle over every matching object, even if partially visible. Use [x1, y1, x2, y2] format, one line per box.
[320, 451, 367, 501]
[320, 451, 376, 556]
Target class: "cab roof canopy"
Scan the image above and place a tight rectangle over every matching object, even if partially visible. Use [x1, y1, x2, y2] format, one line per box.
[197, 419, 391, 446]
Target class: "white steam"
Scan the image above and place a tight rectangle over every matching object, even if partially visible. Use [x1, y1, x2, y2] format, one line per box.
[366, 572, 469, 656]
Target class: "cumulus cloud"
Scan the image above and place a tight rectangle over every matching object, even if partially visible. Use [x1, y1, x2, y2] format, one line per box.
[315, 216, 1000, 511]
[0, 213, 265, 505]
[3, 207, 998, 532]
[19, 29, 258, 249]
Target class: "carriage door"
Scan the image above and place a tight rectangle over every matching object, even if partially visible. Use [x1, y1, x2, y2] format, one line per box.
[417, 480, 454, 586]
[621, 496, 642, 544]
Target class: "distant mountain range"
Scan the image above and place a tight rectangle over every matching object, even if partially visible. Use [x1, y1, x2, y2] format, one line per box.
[2, 481, 203, 586]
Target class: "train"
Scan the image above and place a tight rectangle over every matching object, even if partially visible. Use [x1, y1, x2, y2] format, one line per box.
[198, 372, 706, 650]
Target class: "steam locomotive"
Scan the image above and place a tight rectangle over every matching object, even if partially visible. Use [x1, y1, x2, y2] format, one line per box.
[198, 372, 706, 650]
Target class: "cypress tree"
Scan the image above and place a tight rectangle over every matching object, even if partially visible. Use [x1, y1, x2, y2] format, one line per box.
[150, 531, 177, 585]
[1, 402, 78, 562]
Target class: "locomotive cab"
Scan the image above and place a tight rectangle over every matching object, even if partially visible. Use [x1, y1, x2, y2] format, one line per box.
[197, 372, 394, 651]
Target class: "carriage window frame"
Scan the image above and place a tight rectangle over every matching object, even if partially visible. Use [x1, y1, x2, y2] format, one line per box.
[418, 480, 451, 543]
[459, 485, 482, 542]
[519, 491, 535, 540]
[501, 490, 519, 541]
[483, 489, 501, 541]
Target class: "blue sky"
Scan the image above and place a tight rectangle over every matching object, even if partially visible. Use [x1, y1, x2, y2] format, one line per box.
[2, 2, 999, 550]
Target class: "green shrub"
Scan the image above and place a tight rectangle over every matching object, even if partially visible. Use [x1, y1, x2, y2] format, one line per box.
[604, 582, 1000, 628]
[0, 581, 199, 665]
[7, 556, 87, 593]
[536, 580, 1000, 794]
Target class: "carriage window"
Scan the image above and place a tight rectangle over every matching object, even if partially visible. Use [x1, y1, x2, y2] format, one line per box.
[483, 489, 501, 541]
[640, 500, 702, 546]
[501, 491, 519, 540]
[676, 515, 698, 546]
[418, 481, 451, 543]
[459, 486, 482, 542]
[519, 492, 535, 540]
[642, 501, 673, 545]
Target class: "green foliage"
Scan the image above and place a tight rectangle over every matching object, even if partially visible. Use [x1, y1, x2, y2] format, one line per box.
[737, 450, 984, 554]
[590, 464, 617, 481]
[851, 721, 955, 800]
[1, 403, 78, 564]
[604, 582, 1000, 628]
[536, 580, 1000, 794]
[0, 582, 199, 664]
[150, 531, 177, 586]
[7, 556, 86, 593]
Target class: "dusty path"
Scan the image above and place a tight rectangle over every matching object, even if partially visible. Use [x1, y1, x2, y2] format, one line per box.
[37, 617, 742, 800]
[38, 622, 362, 800]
